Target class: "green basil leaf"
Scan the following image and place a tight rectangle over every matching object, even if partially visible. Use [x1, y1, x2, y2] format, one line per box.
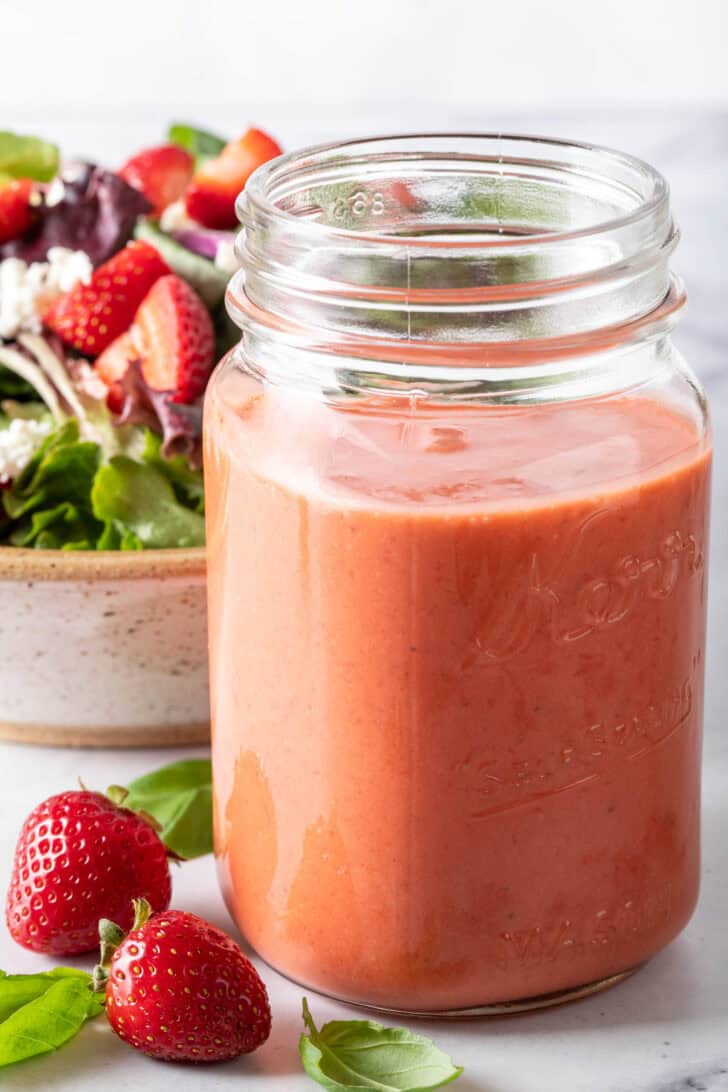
[298, 998, 463, 1091]
[167, 122, 226, 168]
[116, 758, 212, 859]
[0, 976, 100, 1067]
[0, 131, 59, 182]
[0, 968, 96, 1023]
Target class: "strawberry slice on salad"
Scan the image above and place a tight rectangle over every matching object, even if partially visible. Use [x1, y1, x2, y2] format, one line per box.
[96, 273, 214, 405]
[184, 127, 282, 229]
[119, 144, 194, 218]
[43, 240, 170, 355]
[0, 178, 36, 244]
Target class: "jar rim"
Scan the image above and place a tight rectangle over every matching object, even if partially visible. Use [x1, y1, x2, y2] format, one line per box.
[239, 131, 670, 251]
[233, 131, 678, 350]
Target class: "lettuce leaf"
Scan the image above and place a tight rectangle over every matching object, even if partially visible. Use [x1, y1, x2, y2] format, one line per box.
[142, 429, 204, 513]
[3, 420, 100, 518]
[91, 456, 205, 548]
[0, 131, 59, 182]
[167, 122, 226, 167]
[1, 420, 103, 549]
[0, 418, 205, 550]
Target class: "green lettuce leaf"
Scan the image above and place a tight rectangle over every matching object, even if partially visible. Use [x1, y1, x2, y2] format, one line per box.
[3, 420, 100, 518]
[0, 415, 205, 551]
[141, 429, 204, 512]
[8, 501, 99, 550]
[299, 998, 463, 1091]
[0, 131, 59, 182]
[167, 122, 226, 167]
[1, 420, 103, 549]
[91, 455, 205, 548]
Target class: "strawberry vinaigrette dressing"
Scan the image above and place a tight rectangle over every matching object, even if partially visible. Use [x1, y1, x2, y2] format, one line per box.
[203, 135, 712, 1012]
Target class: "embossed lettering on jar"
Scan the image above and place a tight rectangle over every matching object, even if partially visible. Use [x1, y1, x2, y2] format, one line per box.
[204, 135, 712, 1014]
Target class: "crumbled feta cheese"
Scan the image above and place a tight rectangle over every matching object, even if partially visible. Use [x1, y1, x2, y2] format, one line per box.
[0, 248, 92, 340]
[46, 247, 93, 294]
[214, 238, 241, 275]
[44, 177, 66, 208]
[0, 417, 53, 481]
[159, 199, 192, 234]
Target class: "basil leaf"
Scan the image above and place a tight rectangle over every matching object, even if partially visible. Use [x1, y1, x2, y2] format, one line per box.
[0, 131, 59, 182]
[0, 968, 96, 1023]
[115, 758, 213, 859]
[0, 976, 100, 1067]
[299, 998, 463, 1091]
[167, 122, 226, 167]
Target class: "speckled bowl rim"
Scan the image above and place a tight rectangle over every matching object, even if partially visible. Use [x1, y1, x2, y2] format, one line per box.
[0, 546, 207, 582]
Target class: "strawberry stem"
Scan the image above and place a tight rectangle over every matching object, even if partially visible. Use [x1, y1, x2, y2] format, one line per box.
[91, 899, 153, 992]
[92, 917, 125, 992]
[132, 897, 153, 931]
[105, 784, 129, 806]
[105, 786, 164, 836]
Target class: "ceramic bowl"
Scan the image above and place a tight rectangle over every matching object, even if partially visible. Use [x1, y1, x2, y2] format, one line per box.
[0, 547, 208, 747]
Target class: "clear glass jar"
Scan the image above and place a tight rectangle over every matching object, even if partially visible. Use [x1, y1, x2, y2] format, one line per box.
[204, 135, 711, 1014]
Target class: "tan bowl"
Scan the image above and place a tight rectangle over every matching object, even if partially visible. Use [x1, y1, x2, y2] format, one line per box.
[0, 547, 209, 747]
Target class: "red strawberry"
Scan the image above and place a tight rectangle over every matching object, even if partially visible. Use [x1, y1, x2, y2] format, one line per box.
[119, 144, 194, 218]
[43, 240, 170, 356]
[6, 791, 172, 956]
[100, 900, 271, 1063]
[184, 127, 282, 229]
[0, 178, 36, 244]
[95, 273, 214, 404]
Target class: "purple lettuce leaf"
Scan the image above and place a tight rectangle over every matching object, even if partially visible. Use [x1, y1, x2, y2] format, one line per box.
[0, 163, 151, 266]
[117, 361, 202, 468]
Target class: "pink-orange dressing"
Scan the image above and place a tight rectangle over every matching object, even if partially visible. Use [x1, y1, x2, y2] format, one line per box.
[205, 368, 710, 1011]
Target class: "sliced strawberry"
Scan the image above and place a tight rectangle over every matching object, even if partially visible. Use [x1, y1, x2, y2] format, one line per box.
[95, 331, 138, 412]
[43, 240, 170, 356]
[0, 178, 36, 244]
[119, 144, 194, 218]
[184, 127, 282, 229]
[95, 274, 214, 405]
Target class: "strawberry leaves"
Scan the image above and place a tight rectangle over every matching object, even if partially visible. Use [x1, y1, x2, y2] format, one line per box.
[108, 759, 213, 859]
[0, 970, 104, 1068]
[299, 998, 463, 1090]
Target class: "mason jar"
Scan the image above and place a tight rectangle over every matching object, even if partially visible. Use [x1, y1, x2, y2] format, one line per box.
[204, 134, 711, 1014]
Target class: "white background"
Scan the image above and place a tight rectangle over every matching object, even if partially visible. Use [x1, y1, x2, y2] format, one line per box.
[4, 0, 727, 153]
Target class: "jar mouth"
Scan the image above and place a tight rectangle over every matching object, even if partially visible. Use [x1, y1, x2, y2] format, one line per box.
[232, 132, 679, 350]
[240, 132, 669, 249]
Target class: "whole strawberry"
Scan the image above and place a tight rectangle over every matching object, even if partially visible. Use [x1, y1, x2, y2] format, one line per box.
[99, 900, 271, 1062]
[6, 791, 172, 956]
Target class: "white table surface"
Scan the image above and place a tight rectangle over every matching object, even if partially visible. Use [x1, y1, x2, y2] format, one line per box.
[1, 111, 727, 1092]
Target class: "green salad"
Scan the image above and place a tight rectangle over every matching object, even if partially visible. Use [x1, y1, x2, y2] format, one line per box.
[0, 122, 282, 549]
